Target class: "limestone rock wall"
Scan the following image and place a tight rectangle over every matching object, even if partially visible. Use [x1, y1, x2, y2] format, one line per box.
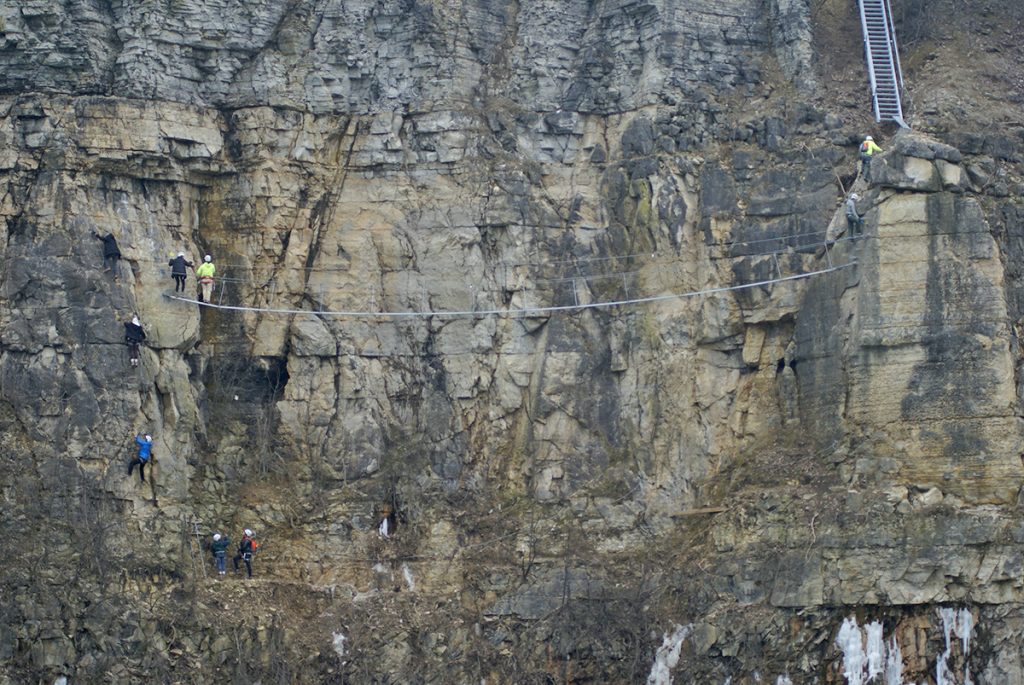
[798, 134, 1023, 505]
[1, 0, 788, 112]
[1, 0, 1024, 683]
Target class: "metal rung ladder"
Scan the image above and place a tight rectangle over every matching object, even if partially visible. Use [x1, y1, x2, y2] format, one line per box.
[858, 0, 908, 126]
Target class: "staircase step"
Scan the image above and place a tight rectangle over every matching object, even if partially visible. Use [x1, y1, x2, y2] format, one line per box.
[861, 0, 904, 124]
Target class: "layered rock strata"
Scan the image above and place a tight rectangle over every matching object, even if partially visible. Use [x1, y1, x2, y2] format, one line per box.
[1, 0, 1023, 682]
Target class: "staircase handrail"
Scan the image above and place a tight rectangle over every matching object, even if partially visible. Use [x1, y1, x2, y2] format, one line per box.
[883, 0, 908, 120]
[857, 0, 881, 120]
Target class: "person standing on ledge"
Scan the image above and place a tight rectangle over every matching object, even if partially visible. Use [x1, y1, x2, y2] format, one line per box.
[845, 193, 864, 237]
[210, 532, 231, 576]
[169, 252, 193, 293]
[128, 433, 153, 483]
[123, 314, 146, 367]
[859, 135, 882, 182]
[195, 254, 216, 303]
[233, 528, 257, 578]
[92, 231, 122, 277]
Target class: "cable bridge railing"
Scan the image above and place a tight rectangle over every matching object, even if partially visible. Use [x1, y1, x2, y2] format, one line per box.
[163, 236, 858, 320]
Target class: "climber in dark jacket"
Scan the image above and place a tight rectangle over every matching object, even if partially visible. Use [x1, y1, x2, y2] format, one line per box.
[210, 533, 231, 576]
[128, 434, 153, 483]
[92, 231, 122, 274]
[123, 315, 146, 368]
[168, 253, 194, 293]
[233, 529, 257, 578]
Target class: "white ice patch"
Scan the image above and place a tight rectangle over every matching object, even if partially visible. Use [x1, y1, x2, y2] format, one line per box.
[866, 621, 885, 681]
[936, 607, 973, 685]
[955, 609, 974, 685]
[884, 635, 903, 685]
[937, 607, 955, 685]
[837, 617, 867, 685]
[332, 632, 347, 658]
[837, 616, 907, 685]
[402, 563, 415, 591]
[837, 610, 978, 685]
[646, 623, 693, 685]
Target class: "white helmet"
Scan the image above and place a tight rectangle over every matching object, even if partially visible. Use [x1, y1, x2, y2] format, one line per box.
[204, 255, 212, 262]
[177, 252, 185, 257]
[244, 529, 253, 537]
[144, 434, 152, 441]
[213, 533, 221, 541]
[865, 135, 873, 141]
[850, 193, 859, 200]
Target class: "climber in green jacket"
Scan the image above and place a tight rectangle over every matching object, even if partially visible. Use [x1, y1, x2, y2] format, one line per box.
[859, 135, 882, 182]
[195, 255, 216, 303]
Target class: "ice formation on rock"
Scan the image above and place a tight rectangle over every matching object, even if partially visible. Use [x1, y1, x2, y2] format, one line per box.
[332, 632, 347, 658]
[646, 624, 693, 685]
[936, 608, 973, 685]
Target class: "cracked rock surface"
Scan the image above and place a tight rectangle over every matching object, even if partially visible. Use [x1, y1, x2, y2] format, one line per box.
[1, 0, 1024, 682]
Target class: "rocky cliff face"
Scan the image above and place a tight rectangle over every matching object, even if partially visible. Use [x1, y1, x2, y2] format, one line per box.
[1, 0, 1023, 682]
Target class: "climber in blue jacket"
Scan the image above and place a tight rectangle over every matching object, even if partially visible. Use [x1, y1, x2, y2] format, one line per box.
[128, 434, 153, 483]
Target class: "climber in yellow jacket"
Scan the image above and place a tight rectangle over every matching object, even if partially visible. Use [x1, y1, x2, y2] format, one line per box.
[859, 135, 882, 182]
[196, 255, 216, 303]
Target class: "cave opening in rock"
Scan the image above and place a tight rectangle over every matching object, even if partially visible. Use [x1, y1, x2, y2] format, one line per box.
[206, 355, 289, 406]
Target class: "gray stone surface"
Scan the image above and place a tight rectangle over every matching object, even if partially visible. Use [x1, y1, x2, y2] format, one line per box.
[0, 0, 1023, 683]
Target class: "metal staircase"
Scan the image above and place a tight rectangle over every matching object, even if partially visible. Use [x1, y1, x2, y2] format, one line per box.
[858, 0, 907, 126]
